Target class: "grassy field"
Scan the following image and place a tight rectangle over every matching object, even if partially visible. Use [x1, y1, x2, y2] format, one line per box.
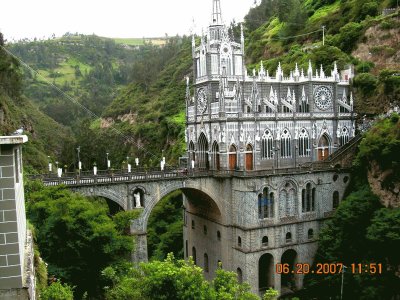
[113, 37, 167, 46]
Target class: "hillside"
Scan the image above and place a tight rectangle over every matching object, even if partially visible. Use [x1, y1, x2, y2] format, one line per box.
[0, 33, 74, 171]
[8, 33, 167, 127]
[244, 0, 399, 115]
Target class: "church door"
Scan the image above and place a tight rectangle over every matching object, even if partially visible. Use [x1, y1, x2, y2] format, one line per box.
[245, 144, 253, 171]
[229, 145, 237, 170]
[318, 134, 330, 161]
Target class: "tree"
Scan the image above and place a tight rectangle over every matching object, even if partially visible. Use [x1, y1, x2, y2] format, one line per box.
[40, 282, 74, 300]
[104, 253, 261, 300]
[26, 183, 134, 298]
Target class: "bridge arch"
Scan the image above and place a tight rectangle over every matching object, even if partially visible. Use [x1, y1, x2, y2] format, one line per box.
[72, 186, 127, 211]
[139, 180, 224, 232]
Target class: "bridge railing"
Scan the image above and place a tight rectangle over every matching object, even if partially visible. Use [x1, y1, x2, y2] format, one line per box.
[28, 161, 348, 187]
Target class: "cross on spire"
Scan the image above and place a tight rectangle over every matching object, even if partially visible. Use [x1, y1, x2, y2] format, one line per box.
[212, 0, 223, 25]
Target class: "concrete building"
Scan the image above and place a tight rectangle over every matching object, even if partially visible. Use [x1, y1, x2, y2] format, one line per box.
[0, 135, 35, 300]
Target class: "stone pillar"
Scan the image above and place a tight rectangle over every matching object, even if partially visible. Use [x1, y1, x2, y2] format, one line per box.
[131, 233, 148, 263]
[0, 135, 35, 299]
[130, 217, 148, 264]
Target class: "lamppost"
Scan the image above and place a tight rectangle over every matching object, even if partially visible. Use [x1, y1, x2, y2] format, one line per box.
[77, 146, 81, 175]
[48, 156, 52, 174]
[127, 156, 131, 173]
[106, 152, 110, 170]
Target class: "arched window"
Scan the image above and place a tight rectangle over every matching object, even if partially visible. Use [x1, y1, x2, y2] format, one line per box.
[204, 253, 209, 272]
[185, 240, 188, 258]
[198, 133, 209, 169]
[340, 127, 350, 146]
[192, 247, 197, 265]
[318, 134, 331, 161]
[280, 129, 292, 158]
[298, 128, 310, 157]
[286, 232, 292, 243]
[262, 236, 268, 247]
[333, 191, 339, 209]
[237, 268, 243, 284]
[203, 225, 207, 235]
[245, 144, 254, 171]
[258, 188, 274, 219]
[238, 236, 242, 247]
[217, 231, 221, 241]
[308, 229, 314, 240]
[192, 220, 195, 229]
[261, 130, 274, 159]
[228, 144, 237, 170]
[302, 183, 315, 212]
[211, 141, 220, 170]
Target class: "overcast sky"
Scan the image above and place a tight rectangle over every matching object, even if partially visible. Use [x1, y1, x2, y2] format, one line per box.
[1, 0, 255, 41]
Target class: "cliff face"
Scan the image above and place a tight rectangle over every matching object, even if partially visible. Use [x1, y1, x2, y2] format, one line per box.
[368, 160, 400, 208]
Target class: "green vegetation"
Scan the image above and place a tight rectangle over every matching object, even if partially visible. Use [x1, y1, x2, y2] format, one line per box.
[147, 191, 184, 260]
[0, 32, 74, 171]
[40, 282, 74, 300]
[103, 253, 262, 300]
[25, 181, 138, 298]
[301, 116, 400, 299]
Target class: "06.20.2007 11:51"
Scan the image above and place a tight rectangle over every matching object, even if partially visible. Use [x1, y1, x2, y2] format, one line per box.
[276, 263, 383, 275]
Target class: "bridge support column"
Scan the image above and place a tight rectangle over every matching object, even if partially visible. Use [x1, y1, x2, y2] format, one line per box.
[131, 233, 148, 264]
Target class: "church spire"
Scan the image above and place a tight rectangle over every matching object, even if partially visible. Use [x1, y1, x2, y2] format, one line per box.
[212, 0, 223, 25]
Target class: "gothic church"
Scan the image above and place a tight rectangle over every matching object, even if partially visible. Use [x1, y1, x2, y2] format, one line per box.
[183, 0, 355, 296]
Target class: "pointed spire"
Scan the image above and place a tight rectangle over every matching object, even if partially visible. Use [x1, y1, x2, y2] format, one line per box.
[185, 76, 191, 102]
[269, 86, 275, 102]
[266, 70, 270, 80]
[301, 68, 305, 80]
[192, 34, 195, 48]
[350, 92, 354, 109]
[320, 64, 325, 79]
[290, 71, 294, 81]
[259, 61, 266, 78]
[212, 0, 223, 25]
[276, 62, 283, 80]
[294, 63, 300, 78]
[308, 60, 313, 76]
[287, 87, 292, 102]
[301, 86, 306, 101]
[315, 68, 319, 79]
[292, 90, 296, 102]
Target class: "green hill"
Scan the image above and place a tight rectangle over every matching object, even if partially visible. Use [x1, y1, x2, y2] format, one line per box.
[0, 33, 74, 172]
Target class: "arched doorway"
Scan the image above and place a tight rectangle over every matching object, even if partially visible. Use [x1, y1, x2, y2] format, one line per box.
[228, 144, 237, 170]
[211, 141, 220, 170]
[317, 134, 330, 161]
[281, 249, 297, 294]
[259, 253, 274, 293]
[245, 144, 254, 171]
[198, 133, 209, 169]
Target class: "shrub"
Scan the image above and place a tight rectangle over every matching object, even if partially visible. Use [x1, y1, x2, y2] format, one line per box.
[337, 22, 364, 53]
[353, 73, 378, 96]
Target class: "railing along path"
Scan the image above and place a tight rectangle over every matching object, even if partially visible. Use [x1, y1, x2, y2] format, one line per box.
[29, 160, 347, 187]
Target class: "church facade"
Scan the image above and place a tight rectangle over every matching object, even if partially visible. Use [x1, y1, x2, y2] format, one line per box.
[183, 0, 356, 296]
[185, 1, 355, 172]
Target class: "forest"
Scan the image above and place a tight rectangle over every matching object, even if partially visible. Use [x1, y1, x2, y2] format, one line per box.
[0, 0, 399, 298]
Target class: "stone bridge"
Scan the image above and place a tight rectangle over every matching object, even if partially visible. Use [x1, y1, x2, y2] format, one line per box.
[30, 157, 355, 295]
